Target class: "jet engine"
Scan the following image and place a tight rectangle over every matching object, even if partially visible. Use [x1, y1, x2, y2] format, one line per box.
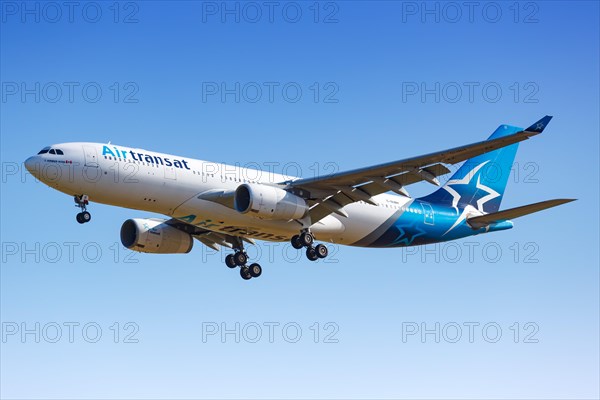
[234, 183, 308, 220]
[120, 218, 193, 254]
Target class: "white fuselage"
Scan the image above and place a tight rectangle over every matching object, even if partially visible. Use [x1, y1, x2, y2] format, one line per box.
[25, 142, 415, 245]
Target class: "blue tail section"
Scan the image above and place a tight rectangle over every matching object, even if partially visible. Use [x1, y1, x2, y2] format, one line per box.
[419, 123, 525, 213]
[356, 116, 554, 248]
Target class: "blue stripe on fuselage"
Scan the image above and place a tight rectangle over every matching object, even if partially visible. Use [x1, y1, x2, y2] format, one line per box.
[362, 200, 510, 248]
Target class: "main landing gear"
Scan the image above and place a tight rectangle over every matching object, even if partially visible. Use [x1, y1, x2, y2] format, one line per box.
[74, 195, 91, 224]
[225, 244, 262, 281]
[291, 230, 328, 261]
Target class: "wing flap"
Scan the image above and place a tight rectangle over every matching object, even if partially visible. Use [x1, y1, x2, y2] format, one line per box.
[360, 162, 451, 196]
[306, 163, 451, 222]
[165, 218, 246, 250]
[467, 199, 576, 228]
[196, 236, 221, 251]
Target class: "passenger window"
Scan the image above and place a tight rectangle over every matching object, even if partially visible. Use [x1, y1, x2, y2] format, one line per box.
[49, 149, 56, 154]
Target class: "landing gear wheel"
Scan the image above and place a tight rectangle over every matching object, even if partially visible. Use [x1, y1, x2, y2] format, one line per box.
[249, 263, 262, 278]
[233, 251, 248, 266]
[240, 266, 252, 280]
[300, 231, 314, 247]
[306, 247, 319, 261]
[74, 195, 91, 224]
[291, 235, 304, 250]
[81, 211, 91, 223]
[225, 254, 237, 269]
[315, 244, 328, 259]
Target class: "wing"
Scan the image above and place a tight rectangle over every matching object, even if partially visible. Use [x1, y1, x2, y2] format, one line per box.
[165, 218, 253, 251]
[285, 117, 551, 223]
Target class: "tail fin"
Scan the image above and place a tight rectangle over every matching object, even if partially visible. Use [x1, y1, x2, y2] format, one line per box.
[420, 116, 552, 213]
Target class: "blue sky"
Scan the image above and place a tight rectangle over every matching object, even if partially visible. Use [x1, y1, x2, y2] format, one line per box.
[1, 1, 599, 399]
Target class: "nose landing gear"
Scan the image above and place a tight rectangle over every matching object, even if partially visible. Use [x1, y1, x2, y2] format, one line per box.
[74, 195, 91, 224]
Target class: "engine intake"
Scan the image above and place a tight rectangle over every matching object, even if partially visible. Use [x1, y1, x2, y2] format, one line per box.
[120, 218, 193, 254]
[234, 183, 308, 220]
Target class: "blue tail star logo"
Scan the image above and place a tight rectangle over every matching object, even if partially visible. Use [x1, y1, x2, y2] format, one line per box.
[442, 160, 500, 235]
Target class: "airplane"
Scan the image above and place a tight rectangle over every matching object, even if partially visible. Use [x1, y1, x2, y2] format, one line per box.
[24, 116, 575, 280]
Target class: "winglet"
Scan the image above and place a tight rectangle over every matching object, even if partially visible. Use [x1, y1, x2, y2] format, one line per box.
[525, 115, 553, 133]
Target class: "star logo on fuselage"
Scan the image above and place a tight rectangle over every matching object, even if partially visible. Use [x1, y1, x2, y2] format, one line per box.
[390, 222, 426, 246]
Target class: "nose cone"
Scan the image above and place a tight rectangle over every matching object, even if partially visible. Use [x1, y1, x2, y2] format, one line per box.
[24, 156, 36, 174]
[24, 156, 42, 179]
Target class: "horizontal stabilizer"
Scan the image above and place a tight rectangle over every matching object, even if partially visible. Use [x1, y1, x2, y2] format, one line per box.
[467, 198, 576, 228]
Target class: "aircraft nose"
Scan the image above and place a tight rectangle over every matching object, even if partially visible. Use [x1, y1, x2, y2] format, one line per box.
[24, 156, 36, 174]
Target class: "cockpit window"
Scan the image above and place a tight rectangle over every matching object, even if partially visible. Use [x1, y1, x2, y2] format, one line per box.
[37, 147, 64, 155]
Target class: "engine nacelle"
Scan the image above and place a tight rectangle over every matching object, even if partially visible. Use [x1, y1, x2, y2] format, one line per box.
[120, 218, 193, 254]
[234, 183, 308, 220]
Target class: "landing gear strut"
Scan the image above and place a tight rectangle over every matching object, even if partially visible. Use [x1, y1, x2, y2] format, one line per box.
[74, 195, 91, 224]
[291, 230, 328, 261]
[225, 241, 262, 280]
